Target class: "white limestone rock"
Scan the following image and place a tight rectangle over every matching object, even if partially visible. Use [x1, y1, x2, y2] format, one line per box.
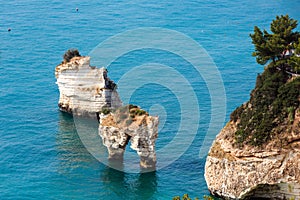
[205, 116, 300, 200]
[55, 55, 160, 170]
[55, 56, 122, 117]
[98, 105, 159, 169]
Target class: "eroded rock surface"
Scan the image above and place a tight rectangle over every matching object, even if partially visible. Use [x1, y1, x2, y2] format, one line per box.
[99, 105, 159, 169]
[55, 56, 122, 117]
[55, 55, 159, 170]
[205, 109, 300, 199]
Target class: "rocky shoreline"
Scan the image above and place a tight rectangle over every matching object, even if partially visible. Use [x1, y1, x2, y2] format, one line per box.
[205, 119, 300, 199]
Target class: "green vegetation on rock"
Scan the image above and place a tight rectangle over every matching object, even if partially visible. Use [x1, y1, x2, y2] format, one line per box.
[107, 104, 148, 126]
[250, 15, 299, 68]
[231, 68, 300, 146]
[100, 107, 112, 115]
[172, 194, 199, 200]
[172, 194, 217, 200]
[231, 15, 300, 146]
[63, 48, 81, 63]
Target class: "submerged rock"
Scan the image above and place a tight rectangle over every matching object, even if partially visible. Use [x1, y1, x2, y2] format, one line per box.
[99, 105, 159, 169]
[55, 56, 122, 118]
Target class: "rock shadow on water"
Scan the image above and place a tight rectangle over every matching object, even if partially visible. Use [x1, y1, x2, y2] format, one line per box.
[56, 112, 105, 175]
[56, 112, 158, 199]
[101, 165, 158, 200]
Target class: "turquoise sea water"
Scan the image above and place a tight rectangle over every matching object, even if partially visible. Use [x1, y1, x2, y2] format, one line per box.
[1, 1, 300, 199]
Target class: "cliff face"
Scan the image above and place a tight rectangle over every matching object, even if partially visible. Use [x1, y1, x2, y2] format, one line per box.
[55, 56, 122, 117]
[205, 69, 300, 199]
[205, 116, 300, 199]
[98, 105, 159, 169]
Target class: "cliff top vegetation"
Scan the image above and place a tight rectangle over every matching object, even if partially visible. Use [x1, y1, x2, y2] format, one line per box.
[100, 105, 150, 127]
[62, 48, 81, 63]
[250, 14, 300, 73]
[231, 15, 300, 146]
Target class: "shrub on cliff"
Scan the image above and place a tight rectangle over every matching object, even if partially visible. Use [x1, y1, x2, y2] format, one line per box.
[63, 49, 81, 63]
[111, 105, 149, 125]
[100, 107, 111, 115]
[231, 66, 300, 146]
[172, 194, 216, 200]
[172, 194, 199, 200]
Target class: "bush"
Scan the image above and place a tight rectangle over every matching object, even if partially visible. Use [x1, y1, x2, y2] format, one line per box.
[113, 105, 148, 124]
[135, 109, 146, 116]
[230, 105, 243, 122]
[232, 67, 300, 146]
[100, 108, 111, 115]
[287, 106, 295, 123]
[63, 49, 81, 63]
[129, 104, 138, 109]
[173, 194, 199, 200]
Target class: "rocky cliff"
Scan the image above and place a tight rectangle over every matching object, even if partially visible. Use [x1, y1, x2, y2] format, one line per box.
[99, 105, 159, 169]
[55, 56, 122, 117]
[205, 68, 300, 199]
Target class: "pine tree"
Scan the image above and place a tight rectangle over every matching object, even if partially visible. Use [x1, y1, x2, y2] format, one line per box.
[250, 15, 300, 66]
[288, 38, 300, 73]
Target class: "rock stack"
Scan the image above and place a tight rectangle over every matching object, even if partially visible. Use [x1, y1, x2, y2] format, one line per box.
[55, 55, 159, 170]
[99, 105, 159, 169]
[55, 56, 122, 118]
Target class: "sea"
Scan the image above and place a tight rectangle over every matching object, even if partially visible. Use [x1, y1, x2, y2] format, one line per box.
[1, 0, 300, 199]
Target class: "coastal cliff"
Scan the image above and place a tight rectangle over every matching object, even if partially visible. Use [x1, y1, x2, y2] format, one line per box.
[55, 56, 122, 117]
[99, 105, 159, 169]
[205, 67, 300, 199]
